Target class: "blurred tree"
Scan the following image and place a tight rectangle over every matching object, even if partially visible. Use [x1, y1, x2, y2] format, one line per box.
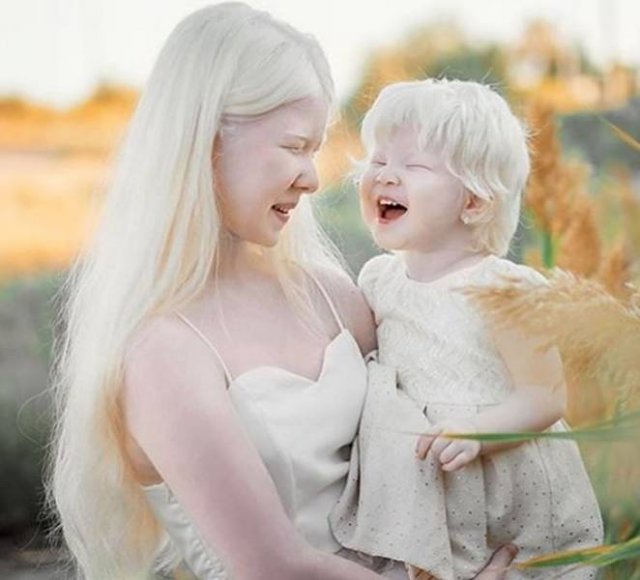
[0, 276, 58, 540]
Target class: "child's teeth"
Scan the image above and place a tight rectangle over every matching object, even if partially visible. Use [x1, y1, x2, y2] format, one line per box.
[379, 199, 404, 207]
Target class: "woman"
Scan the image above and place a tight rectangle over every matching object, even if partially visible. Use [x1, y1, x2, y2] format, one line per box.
[46, 4, 515, 578]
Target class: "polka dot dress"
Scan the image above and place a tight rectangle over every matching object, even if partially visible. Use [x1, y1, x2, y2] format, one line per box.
[329, 254, 603, 580]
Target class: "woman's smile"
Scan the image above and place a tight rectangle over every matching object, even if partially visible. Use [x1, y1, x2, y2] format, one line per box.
[271, 201, 297, 225]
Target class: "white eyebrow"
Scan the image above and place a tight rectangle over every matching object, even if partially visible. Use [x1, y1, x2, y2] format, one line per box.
[283, 132, 310, 141]
[283, 132, 324, 150]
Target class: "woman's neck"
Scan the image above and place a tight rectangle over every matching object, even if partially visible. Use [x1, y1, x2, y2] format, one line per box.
[213, 236, 278, 284]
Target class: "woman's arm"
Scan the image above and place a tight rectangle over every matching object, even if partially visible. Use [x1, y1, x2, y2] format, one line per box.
[123, 316, 386, 580]
[417, 322, 566, 471]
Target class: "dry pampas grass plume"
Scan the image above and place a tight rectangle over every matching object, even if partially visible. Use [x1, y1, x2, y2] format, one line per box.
[463, 269, 640, 421]
[597, 237, 635, 300]
[526, 103, 588, 238]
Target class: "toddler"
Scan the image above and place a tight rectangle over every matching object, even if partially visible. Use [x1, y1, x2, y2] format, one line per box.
[330, 79, 603, 580]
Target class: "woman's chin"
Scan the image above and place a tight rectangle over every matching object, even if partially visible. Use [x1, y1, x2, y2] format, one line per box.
[252, 234, 280, 248]
[223, 228, 281, 250]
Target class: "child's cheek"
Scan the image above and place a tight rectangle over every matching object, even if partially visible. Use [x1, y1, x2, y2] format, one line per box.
[359, 172, 376, 199]
[358, 176, 376, 222]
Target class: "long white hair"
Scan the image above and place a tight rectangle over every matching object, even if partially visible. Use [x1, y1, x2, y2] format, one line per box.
[45, 3, 344, 578]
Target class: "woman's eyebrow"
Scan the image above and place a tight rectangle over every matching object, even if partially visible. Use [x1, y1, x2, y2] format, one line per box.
[283, 132, 324, 150]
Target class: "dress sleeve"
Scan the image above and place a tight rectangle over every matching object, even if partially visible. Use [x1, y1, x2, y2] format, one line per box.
[357, 254, 392, 314]
[497, 261, 549, 287]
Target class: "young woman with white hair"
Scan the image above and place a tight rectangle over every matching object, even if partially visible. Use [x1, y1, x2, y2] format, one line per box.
[330, 78, 603, 579]
[46, 5, 516, 579]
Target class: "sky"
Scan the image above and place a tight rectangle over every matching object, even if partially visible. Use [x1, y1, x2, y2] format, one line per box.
[1, 0, 639, 109]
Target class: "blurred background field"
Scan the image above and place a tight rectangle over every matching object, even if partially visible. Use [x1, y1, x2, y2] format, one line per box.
[1, 3, 639, 578]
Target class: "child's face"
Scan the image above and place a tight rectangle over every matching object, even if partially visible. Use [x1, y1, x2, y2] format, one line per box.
[359, 124, 468, 252]
[213, 96, 328, 247]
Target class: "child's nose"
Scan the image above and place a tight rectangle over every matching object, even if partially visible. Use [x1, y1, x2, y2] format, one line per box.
[375, 166, 400, 185]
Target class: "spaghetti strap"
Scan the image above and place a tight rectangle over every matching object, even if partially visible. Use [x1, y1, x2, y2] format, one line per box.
[303, 268, 345, 331]
[175, 311, 233, 384]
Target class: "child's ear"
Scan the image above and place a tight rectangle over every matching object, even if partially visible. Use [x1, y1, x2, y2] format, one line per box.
[461, 192, 489, 224]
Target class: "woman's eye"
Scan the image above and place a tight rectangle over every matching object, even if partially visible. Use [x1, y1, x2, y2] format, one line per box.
[283, 145, 304, 154]
[407, 164, 431, 170]
[370, 159, 385, 166]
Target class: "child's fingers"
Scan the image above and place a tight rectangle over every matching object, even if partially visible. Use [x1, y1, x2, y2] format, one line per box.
[416, 434, 450, 460]
[415, 434, 436, 459]
[429, 437, 452, 460]
[438, 440, 464, 465]
[415, 425, 444, 459]
[441, 449, 474, 471]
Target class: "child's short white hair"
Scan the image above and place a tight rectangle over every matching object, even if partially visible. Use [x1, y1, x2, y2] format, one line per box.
[361, 78, 530, 256]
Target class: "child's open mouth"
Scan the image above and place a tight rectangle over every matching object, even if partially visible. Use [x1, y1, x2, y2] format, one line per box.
[377, 197, 408, 222]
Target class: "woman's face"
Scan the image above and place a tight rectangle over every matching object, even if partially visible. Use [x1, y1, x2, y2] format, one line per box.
[213, 96, 329, 247]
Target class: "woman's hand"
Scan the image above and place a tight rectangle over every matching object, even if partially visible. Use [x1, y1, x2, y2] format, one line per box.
[408, 545, 517, 579]
[474, 545, 518, 579]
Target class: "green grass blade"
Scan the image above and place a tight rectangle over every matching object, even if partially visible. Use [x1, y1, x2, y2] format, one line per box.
[517, 536, 640, 570]
[389, 409, 640, 443]
[541, 230, 556, 268]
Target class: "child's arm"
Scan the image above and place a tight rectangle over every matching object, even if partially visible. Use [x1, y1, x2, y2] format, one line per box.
[416, 322, 566, 471]
[473, 322, 566, 446]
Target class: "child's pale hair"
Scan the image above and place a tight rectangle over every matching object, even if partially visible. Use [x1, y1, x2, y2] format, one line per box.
[361, 78, 530, 256]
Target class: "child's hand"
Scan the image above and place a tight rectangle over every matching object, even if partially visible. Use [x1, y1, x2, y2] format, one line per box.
[415, 420, 481, 471]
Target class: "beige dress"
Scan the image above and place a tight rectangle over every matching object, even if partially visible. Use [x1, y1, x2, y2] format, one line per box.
[330, 254, 603, 580]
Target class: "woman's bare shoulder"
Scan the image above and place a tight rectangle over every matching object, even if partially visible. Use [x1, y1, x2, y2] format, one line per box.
[127, 313, 184, 350]
[123, 313, 226, 397]
[125, 313, 192, 366]
[309, 265, 376, 355]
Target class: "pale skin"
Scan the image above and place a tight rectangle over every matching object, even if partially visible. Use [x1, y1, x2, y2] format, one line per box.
[359, 123, 566, 473]
[122, 101, 516, 580]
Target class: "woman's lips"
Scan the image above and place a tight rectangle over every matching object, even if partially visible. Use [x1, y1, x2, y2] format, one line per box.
[271, 203, 296, 224]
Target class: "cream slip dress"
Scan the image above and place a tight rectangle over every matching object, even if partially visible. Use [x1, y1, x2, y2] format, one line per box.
[140, 272, 408, 579]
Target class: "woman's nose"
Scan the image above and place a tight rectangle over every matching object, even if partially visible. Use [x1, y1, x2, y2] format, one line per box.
[296, 159, 320, 194]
